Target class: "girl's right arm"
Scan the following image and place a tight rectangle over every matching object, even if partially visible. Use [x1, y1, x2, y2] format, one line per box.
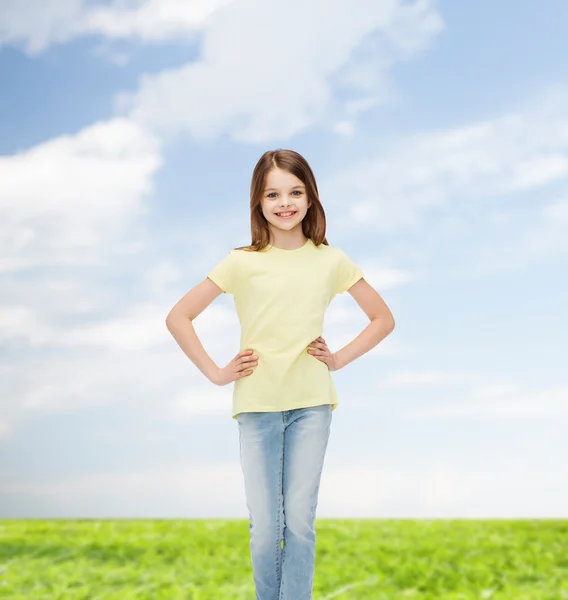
[165, 277, 258, 385]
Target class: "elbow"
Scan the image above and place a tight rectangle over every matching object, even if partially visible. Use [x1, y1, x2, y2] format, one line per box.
[383, 312, 395, 333]
[165, 312, 179, 328]
[166, 311, 192, 327]
[371, 312, 395, 333]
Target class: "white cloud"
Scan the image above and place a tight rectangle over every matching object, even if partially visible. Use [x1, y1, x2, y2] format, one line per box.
[365, 370, 568, 419]
[408, 382, 568, 419]
[319, 86, 568, 237]
[0, 117, 161, 272]
[0, 0, 445, 145]
[1, 1, 444, 141]
[332, 120, 356, 138]
[0, 0, 230, 53]
[81, 0, 230, 41]
[118, 0, 442, 141]
[1, 460, 563, 518]
[524, 198, 568, 257]
[0, 0, 83, 54]
[452, 196, 568, 277]
[0, 115, 165, 438]
[0, 297, 240, 430]
[503, 155, 568, 191]
[382, 370, 480, 387]
[364, 264, 415, 288]
[344, 95, 383, 114]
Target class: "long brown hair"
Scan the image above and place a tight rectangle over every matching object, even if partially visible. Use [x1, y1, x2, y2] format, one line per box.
[234, 149, 329, 252]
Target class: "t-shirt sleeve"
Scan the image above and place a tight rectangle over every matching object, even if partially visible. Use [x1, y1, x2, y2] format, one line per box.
[207, 250, 238, 294]
[334, 248, 364, 295]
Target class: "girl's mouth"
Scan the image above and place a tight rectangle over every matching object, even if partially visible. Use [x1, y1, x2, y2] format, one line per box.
[275, 211, 297, 219]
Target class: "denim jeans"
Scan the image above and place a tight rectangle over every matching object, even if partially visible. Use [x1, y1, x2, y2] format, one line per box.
[237, 403, 333, 600]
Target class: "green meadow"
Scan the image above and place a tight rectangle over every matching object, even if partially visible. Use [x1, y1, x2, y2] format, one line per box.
[0, 519, 566, 599]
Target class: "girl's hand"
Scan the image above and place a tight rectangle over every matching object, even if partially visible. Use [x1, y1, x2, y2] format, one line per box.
[213, 349, 258, 386]
[307, 337, 340, 371]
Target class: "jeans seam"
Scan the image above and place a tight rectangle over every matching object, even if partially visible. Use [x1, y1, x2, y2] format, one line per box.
[276, 411, 285, 592]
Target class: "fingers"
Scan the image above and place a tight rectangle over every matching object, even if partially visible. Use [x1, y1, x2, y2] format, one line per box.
[237, 349, 258, 376]
[238, 350, 257, 361]
[308, 337, 329, 357]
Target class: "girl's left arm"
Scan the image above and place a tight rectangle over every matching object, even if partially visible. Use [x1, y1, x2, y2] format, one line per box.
[333, 277, 395, 370]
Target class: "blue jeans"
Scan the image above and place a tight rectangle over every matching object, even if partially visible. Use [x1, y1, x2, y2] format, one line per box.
[237, 404, 333, 600]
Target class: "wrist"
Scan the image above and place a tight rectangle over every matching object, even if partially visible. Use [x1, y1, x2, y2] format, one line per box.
[333, 351, 345, 370]
[207, 365, 221, 385]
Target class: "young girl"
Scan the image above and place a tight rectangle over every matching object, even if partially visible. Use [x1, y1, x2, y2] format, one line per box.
[166, 149, 395, 599]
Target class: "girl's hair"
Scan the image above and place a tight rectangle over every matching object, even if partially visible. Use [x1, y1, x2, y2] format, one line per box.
[233, 149, 329, 252]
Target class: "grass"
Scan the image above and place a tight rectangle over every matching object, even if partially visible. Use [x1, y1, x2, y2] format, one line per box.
[0, 519, 567, 599]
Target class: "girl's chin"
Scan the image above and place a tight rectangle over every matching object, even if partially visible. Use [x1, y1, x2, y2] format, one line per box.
[273, 215, 299, 224]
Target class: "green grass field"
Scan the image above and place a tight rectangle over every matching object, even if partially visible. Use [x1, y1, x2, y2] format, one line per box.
[0, 519, 566, 599]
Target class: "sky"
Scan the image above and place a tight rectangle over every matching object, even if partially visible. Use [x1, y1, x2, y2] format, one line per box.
[1, 0, 567, 519]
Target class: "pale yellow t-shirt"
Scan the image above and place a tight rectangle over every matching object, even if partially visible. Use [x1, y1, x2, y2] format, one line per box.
[206, 237, 364, 420]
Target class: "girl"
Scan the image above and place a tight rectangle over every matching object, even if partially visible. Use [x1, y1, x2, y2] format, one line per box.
[165, 149, 395, 599]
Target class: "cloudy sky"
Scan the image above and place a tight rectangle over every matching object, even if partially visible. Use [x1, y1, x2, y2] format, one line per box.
[1, 0, 567, 519]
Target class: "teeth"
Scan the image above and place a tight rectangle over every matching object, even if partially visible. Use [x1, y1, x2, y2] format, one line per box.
[277, 211, 295, 217]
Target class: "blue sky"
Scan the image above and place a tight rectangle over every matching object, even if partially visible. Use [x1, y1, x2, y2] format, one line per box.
[1, 0, 567, 519]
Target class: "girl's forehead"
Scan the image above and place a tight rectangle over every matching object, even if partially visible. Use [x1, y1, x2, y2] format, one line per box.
[265, 169, 303, 188]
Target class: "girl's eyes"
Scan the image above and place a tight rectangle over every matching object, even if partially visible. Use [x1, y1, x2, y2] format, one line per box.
[266, 191, 303, 198]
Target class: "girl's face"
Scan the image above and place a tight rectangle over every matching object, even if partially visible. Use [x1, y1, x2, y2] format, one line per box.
[260, 168, 311, 234]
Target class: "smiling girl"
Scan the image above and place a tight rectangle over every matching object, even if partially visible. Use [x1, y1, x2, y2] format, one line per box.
[166, 148, 395, 599]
